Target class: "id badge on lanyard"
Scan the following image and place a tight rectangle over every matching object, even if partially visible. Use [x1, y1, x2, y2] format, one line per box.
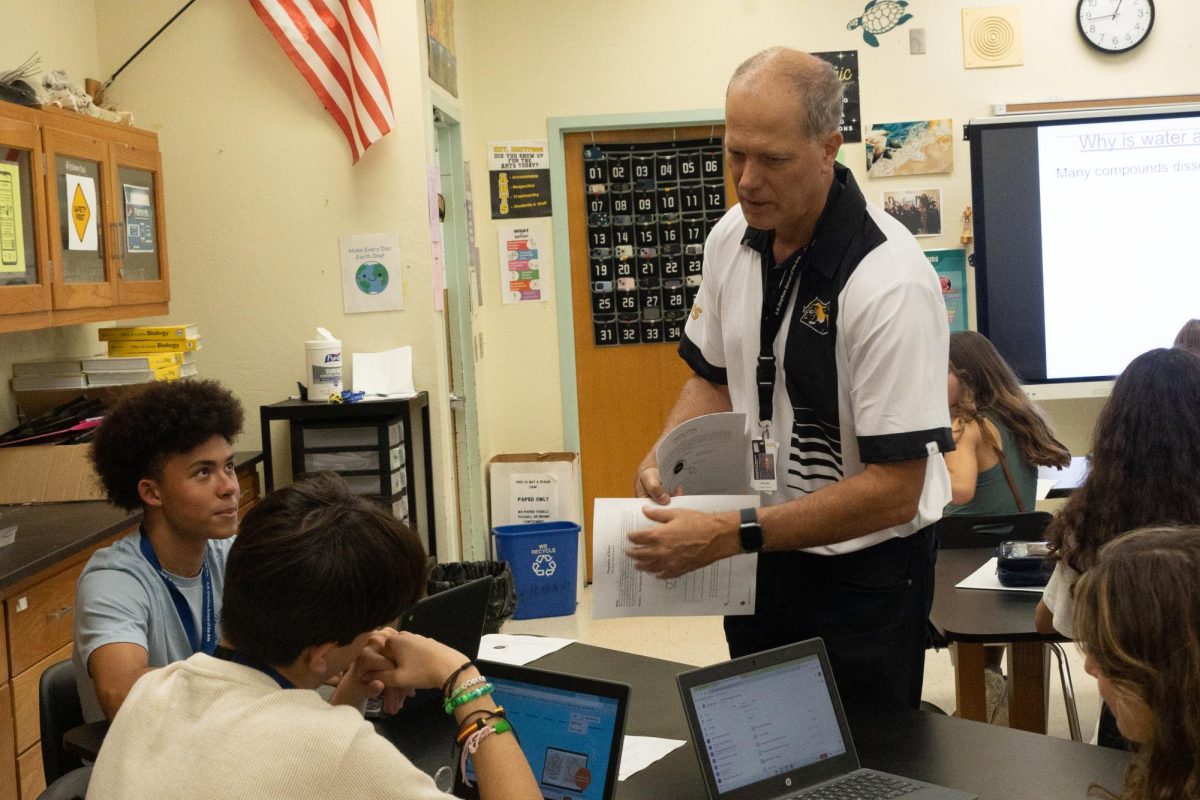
[751, 433, 778, 493]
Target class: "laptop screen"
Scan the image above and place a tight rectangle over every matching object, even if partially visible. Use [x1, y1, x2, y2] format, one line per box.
[687, 653, 848, 794]
[463, 667, 627, 800]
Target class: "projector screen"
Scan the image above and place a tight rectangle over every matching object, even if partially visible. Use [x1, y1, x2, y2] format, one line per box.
[967, 105, 1200, 385]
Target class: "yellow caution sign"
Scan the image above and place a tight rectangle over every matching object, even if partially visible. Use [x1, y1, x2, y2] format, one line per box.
[71, 183, 91, 242]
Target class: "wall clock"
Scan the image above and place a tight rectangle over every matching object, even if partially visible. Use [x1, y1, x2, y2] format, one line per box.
[1077, 0, 1154, 53]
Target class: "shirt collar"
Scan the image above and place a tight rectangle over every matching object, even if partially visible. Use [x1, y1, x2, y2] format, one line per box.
[740, 163, 859, 279]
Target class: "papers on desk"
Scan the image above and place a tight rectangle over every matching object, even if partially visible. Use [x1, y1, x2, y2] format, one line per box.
[592, 495, 759, 619]
[955, 557, 1045, 594]
[352, 346, 415, 398]
[478, 634, 574, 665]
[618, 736, 687, 781]
[1036, 478, 1056, 502]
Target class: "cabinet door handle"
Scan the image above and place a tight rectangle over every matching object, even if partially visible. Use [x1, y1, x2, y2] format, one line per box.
[47, 605, 74, 621]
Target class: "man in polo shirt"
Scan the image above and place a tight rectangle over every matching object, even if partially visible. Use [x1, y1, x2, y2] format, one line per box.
[629, 47, 952, 712]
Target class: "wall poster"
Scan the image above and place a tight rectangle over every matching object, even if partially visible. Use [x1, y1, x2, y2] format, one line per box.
[925, 247, 969, 332]
[489, 140, 552, 219]
[812, 50, 861, 143]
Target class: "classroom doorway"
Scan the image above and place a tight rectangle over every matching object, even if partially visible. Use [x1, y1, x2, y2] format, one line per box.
[433, 105, 487, 559]
[557, 121, 735, 581]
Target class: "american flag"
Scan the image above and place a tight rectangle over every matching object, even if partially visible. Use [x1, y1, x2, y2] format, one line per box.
[249, 0, 395, 163]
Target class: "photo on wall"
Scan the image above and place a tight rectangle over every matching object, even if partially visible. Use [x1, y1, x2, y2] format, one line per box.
[865, 119, 953, 177]
[881, 188, 942, 238]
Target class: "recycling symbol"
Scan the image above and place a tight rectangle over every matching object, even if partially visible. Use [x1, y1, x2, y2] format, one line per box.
[532, 553, 557, 577]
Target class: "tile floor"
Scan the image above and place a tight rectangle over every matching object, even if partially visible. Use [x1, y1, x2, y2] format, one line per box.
[503, 585, 1100, 742]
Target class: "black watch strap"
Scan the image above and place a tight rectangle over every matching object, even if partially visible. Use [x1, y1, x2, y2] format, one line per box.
[738, 507, 763, 553]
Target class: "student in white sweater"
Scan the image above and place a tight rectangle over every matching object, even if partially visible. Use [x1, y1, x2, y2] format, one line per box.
[88, 474, 540, 800]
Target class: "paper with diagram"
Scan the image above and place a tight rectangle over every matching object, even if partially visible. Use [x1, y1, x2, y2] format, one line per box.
[655, 411, 750, 496]
[592, 495, 759, 619]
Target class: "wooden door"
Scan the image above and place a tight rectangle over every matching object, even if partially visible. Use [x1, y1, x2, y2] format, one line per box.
[565, 125, 735, 580]
[109, 138, 170, 305]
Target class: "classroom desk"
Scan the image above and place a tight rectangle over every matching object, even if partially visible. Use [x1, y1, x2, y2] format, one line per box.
[930, 548, 1060, 733]
[1037, 455, 1089, 498]
[378, 642, 1129, 800]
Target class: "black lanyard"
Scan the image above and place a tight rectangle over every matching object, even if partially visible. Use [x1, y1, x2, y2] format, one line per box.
[756, 241, 813, 435]
[213, 645, 295, 689]
[138, 529, 217, 656]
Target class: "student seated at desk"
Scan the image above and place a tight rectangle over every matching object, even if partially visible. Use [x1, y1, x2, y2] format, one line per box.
[73, 379, 245, 722]
[87, 473, 541, 800]
[1036, 347, 1200, 747]
[943, 331, 1071, 724]
[1073, 526, 1200, 800]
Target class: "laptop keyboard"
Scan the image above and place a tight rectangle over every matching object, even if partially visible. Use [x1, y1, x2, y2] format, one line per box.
[794, 771, 920, 800]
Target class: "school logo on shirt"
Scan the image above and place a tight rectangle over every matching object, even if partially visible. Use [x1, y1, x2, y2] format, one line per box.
[691, 305, 703, 320]
[798, 298, 832, 335]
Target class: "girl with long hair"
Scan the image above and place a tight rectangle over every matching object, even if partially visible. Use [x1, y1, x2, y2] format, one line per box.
[945, 330, 1071, 513]
[1074, 526, 1200, 800]
[1037, 346, 1200, 747]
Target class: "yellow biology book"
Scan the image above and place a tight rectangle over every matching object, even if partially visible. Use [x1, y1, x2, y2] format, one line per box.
[107, 337, 201, 355]
[98, 324, 199, 341]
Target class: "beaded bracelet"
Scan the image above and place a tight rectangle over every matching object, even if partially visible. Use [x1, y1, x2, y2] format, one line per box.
[443, 682, 494, 714]
[449, 674, 489, 699]
[441, 661, 475, 699]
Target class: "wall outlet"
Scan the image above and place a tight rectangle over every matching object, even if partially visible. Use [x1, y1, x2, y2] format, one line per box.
[910, 28, 927, 55]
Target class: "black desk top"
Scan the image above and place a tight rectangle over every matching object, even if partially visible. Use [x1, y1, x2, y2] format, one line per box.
[0, 451, 262, 592]
[260, 393, 429, 421]
[930, 548, 1056, 643]
[380, 642, 1128, 800]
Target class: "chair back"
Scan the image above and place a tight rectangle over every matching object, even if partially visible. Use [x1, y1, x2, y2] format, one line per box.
[935, 511, 1053, 549]
[39, 660, 84, 784]
[36, 766, 91, 800]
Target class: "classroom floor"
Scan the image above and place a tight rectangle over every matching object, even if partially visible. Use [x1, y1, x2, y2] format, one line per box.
[502, 585, 1101, 742]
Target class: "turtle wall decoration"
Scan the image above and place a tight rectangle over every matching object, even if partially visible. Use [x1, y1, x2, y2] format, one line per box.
[848, 0, 914, 47]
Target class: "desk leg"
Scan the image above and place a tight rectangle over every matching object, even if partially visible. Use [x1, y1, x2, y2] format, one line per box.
[953, 643, 987, 722]
[1009, 642, 1047, 734]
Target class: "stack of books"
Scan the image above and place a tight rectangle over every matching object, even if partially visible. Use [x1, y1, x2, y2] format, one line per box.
[10, 358, 88, 392]
[89, 324, 201, 386]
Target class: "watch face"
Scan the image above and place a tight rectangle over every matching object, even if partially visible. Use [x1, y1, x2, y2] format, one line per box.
[1077, 0, 1154, 53]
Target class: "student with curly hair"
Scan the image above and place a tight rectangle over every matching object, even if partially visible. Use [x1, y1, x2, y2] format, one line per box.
[73, 379, 245, 722]
[1037, 347, 1200, 746]
[1074, 526, 1200, 800]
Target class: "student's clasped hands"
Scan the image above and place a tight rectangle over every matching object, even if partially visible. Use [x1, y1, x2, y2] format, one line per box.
[331, 628, 468, 714]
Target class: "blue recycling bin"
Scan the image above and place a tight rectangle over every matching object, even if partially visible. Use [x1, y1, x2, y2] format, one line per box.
[492, 521, 579, 619]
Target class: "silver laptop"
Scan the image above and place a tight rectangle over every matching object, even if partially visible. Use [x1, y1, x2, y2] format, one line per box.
[677, 639, 975, 800]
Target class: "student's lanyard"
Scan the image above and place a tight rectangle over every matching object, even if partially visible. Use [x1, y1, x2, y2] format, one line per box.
[212, 644, 294, 689]
[138, 529, 217, 656]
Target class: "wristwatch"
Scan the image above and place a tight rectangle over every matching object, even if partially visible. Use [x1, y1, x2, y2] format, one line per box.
[738, 507, 764, 553]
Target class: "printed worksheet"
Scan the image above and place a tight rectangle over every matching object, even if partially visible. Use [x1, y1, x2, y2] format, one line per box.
[592, 495, 759, 619]
[656, 412, 750, 495]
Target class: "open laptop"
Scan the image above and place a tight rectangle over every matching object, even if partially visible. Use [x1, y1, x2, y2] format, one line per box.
[677, 639, 975, 800]
[389, 576, 492, 712]
[457, 660, 630, 800]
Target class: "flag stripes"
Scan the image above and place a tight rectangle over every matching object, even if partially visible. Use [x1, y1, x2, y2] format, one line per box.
[249, 0, 395, 162]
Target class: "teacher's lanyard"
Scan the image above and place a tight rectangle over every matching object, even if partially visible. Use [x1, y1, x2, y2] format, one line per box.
[212, 645, 294, 689]
[752, 241, 811, 492]
[756, 241, 813, 438]
[138, 529, 217, 656]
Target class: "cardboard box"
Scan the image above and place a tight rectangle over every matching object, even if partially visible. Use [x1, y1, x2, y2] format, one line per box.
[0, 444, 106, 504]
[489, 452, 584, 598]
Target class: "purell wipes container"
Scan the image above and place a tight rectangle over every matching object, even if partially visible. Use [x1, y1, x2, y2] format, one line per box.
[304, 328, 343, 399]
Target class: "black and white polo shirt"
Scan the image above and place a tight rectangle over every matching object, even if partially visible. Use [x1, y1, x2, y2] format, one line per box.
[680, 164, 953, 555]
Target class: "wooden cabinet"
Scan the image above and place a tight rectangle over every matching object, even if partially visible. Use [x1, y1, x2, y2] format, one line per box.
[0, 101, 170, 333]
[1, 530, 125, 799]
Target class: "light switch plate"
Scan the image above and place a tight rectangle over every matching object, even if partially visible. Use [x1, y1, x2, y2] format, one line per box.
[910, 28, 927, 55]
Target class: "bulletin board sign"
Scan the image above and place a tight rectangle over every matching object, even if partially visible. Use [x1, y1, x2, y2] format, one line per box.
[582, 137, 726, 347]
[813, 50, 861, 143]
[925, 248, 969, 332]
[489, 140, 552, 219]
